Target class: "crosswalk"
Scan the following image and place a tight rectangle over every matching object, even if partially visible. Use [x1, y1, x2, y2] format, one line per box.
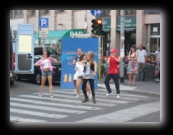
[10, 89, 159, 122]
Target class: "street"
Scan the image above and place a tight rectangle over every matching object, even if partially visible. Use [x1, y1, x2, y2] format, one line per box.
[10, 80, 160, 123]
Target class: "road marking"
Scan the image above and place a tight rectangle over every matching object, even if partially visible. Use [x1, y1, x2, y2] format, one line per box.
[33, 93, 128, 104]
[10, 108, 68, 119]
[52, 89, 148, 98]
[18, 95, 116, 107]
[10, 102, 86, 114]
[10, 98, 101, 110]
[76, 101, 160, 122]
[10, 116, 47, 122]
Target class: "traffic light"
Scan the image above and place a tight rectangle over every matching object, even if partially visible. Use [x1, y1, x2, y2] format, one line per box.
[96, 18, 104, 35]
[91, 18, 104, 35]
[91, 19, 97, 34]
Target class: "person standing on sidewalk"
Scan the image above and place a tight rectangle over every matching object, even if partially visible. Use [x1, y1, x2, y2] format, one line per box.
[73, 48, 91, 96]
[34, 50, 58, 98]
[127, 46, 138, 85]
[81, 51, 97, 104]
[104, 49, 121, 98]
[136, 44, 147, 81]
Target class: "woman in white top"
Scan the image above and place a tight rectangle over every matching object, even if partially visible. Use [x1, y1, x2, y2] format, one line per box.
[75, 54, 87, 98]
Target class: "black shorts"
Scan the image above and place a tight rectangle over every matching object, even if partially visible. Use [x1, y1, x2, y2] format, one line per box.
[78, 76, 83, 79]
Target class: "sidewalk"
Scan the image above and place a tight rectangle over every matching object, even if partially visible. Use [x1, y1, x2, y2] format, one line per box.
[97, 79, 160, 97]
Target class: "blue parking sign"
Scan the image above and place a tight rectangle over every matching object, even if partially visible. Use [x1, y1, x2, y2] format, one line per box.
[39, 18, 49, 28]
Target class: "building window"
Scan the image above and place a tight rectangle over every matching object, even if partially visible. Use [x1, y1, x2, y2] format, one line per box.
[144, 10, 160, 14]
[31, 10, 36, 16]
[10, 10, 13, 19]
[150, 24, 160, 35]
[45, 10, 49, 14]
[100, 10, 111, 17]
[14, 10, 23, 18]
[118, 10, 136, 16]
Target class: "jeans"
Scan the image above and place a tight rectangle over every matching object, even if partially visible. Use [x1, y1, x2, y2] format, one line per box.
[82, 79, 95, 99]
[137, 63, 145, 81]
[104, 74, 120, 94]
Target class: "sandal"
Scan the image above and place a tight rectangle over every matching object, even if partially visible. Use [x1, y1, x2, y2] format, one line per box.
[128, 82, 131, 85]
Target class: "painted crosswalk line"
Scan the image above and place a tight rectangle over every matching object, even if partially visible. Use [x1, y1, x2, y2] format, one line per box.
[10, 108, 68, 119]
[76, 101, 160, 122]
[10, 98, 101, 110]
[10, 116, 47, 122]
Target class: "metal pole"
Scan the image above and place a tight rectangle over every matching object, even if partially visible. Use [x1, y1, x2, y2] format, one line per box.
[120, 10, 125, 83]
[37, 10, 41, 45]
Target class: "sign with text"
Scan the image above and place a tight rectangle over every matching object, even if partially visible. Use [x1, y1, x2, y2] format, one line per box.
[61, 38, 99, 90]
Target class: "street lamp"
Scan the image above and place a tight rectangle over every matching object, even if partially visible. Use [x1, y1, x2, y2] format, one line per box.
[120, 10, 125, 83]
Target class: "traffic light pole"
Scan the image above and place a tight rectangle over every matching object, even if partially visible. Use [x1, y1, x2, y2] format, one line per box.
[120, 10, 125, 83]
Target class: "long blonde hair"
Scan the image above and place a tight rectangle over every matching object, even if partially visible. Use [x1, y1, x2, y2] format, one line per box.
[86, 51, 94, 61]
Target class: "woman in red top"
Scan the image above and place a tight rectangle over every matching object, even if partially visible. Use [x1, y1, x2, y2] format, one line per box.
[104, 49, 121, 98]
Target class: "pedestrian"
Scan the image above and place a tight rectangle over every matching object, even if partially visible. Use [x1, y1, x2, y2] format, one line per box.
[136, 44, 147, 81]
[75, 53, 87, 98]
[104, 48, 121, 98]
[155, 46, 160, 82]
[73, 48, 91, 96]
[127, 46, 138, 85]
[81, 51, 97, 104]
[34, 50, 58, 98]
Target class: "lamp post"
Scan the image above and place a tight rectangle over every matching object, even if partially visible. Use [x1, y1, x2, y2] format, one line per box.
[120, 10, 125, 83]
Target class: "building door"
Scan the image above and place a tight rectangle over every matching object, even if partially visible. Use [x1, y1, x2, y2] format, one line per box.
[150, 37, 160, 54]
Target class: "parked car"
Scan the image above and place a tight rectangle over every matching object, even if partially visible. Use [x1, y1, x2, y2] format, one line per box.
[10, 27, 15, 85]
[15, 55, 61, 85]
[34, 45, 61, 63]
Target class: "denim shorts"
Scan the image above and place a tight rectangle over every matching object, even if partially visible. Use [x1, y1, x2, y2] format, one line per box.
[42, 71, 52, 76]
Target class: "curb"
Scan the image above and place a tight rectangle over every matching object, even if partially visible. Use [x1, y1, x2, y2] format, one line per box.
[98, 86, 160, 98]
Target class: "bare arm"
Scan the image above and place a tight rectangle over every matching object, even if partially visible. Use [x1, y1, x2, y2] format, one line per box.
[49, 57, 58, 62]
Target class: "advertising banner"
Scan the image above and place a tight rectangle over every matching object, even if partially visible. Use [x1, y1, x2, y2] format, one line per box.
[60, 38, 98, 90]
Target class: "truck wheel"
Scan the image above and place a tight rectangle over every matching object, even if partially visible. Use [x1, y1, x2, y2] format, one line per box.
[10, 80, 14, 85]
[15, 74, 21, 81]
[36, 73, 41, 85]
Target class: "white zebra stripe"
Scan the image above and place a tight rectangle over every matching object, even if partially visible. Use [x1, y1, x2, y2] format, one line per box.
[10, 116, 47, 122]
[10, 98, 101, 110]
[18, 95, 116, 107]
[10, 102, 86, 114]
[10, 108, 68, 119]
[52, 89, 148, 98]
[33, 93, 128, 104]
[76, 101, 160, 122]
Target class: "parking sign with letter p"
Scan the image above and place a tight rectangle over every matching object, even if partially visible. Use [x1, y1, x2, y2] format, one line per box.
[39, 18, 49, 28]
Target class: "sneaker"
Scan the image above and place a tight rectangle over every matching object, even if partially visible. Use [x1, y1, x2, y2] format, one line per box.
[92, 98, 96, 104]
[82, 98, 89, 103]
[106, 92, 112, 96]
[89, 94, 92, 99]
[38, 93, 43, 97]
[116, 94, 120, 98]
[74, 89, 77, 94]
[76, 95, 80, 98]
[50, 94, 53, 98]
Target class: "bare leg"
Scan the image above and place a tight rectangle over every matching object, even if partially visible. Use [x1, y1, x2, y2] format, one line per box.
[132, 73, 136, 85]
[128, 73, 132, 85]
[40, 76, 47, 94]
[76, 78, 83, 96]
[48, 75, 53, 94]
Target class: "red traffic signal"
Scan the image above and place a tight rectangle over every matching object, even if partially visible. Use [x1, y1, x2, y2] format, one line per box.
[97, 19, 102, 24]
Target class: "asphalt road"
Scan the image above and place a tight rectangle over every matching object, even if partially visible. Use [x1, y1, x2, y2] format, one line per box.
[10, 80, 160, 124]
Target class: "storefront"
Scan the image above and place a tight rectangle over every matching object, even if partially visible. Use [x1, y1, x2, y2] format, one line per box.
[116, 16, 136, 53]
[34, 29, 87, 48]
[148, 23, 160, 55]
[102, 17, 111, 56]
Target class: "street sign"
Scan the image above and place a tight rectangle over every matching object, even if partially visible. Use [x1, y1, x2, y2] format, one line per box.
[39, 28, 48, 35]
[39, 34, 48, 38]
[39, 18, 49, 28]
[90, 10, 103, 17]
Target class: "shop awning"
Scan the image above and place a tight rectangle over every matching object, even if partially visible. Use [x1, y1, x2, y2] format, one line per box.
[34, 29, 87, 45]
[116, 27, 136, 32]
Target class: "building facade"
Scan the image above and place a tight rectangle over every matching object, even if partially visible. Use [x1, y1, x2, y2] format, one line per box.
[10, 10, 160, 56]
